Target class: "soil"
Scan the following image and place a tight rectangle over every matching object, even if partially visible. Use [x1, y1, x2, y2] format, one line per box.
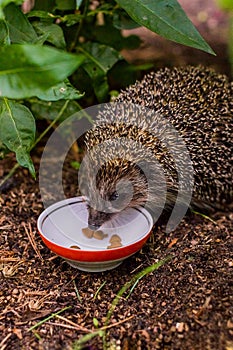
[0, 0, 233, 349]
[0, 154, 233, 350]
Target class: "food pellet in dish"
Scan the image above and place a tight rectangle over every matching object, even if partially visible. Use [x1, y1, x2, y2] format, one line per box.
[109, 234, 121, 243]
[70, 245, 81, 249]
[82, 227, 94, 238]
[82, 227, 108, 240]
[107, 234, 122, 249]
[93, 230, 108, 240]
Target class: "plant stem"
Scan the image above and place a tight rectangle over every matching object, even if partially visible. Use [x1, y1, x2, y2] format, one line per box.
[69, 0, 90, 52]
[74, 101, 94, 124]
[0, 163, 20, 188]
[32, 100, 70, 149]
[104, 256, 172, 327]
[75, 257, 172, 349]
[0, 100, 70, 189]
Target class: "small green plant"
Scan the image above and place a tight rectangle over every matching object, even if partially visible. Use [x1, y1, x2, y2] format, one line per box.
[0, 0, 214, 180]
[73, 256, 172, 349]
[191, 209, 217, 224]
[28, 305, 72, 340]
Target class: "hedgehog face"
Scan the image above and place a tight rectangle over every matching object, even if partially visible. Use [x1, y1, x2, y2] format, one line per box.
[84, 159, 149, 229]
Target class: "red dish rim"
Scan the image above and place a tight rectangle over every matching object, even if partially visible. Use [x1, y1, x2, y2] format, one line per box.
[38, 229, 152, 262]
[37, 197, 153, 262]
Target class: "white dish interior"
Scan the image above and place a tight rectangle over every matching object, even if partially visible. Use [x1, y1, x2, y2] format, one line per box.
[38, 197, 153, 251]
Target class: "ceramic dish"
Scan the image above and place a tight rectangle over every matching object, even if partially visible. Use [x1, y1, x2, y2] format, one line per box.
[37, 197, 153, 272]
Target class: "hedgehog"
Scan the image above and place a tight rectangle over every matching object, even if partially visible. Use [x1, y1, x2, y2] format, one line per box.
[78, 66, 233, 231]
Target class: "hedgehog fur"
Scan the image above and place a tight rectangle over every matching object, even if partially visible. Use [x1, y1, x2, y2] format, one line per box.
[80, 66, 233, 229]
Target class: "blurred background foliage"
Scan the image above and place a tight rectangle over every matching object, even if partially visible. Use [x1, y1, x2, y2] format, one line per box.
[0, 0, 225, 178]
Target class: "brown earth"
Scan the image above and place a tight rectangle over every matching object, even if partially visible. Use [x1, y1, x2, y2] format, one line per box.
[0, 153, 233, 350]
[0, 0, 233, 349]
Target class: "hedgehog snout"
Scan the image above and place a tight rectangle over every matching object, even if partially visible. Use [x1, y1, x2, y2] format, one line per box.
[87, 206, 114, 230]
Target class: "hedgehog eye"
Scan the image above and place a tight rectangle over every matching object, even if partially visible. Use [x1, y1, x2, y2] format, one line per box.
[109, 191, 119, 201]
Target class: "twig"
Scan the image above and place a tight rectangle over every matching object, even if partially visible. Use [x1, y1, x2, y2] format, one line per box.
[47, 315, 135, 335]
[100, 315, 134, 330]
[0, 257, 21, 262]
[55, 315, 90, 332]
[46, 321, 88, 331]
[23, 222, 43, 260]
[0, 333, 12, 350]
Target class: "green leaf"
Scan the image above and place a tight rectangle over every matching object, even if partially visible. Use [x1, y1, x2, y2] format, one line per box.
[27, 11, 60, 20]
[0, 19, 10, 44]
[0, 99, 36, 177]
[0, 0, 23, 19]
[36, 80, 84, 101]
[55, 0, 76, 10]
[113, 8, 140, 29]
[32, 21, 66, 49]
[61, 13, 83, 26]
[16, 149, 35, 178]
[33, 0, 55, 12]
[0, 140, 9, 159]
[93, 317, 99, 328]
[79, 42, 121, 102]
[0, 44, 85, 99]
[80, 42, 121, 74]
[93, 76, 109, 103]
[33, 32, 50, 45]
[4, 3, 38, 43]
[93, 22, 141, 51]
[31, 99, 82, 121]
[109, 60, 148, 91]
[115, 0, 215, 55]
